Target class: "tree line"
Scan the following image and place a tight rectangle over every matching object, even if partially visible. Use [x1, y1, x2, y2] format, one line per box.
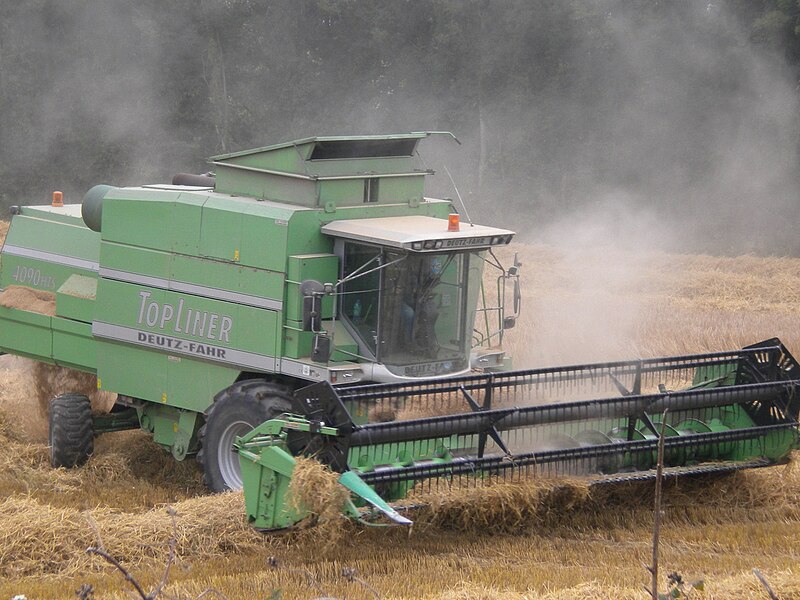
[1, 1, 799, 253]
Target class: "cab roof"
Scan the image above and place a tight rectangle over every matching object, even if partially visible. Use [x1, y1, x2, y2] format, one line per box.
[321, 215, 514, 252]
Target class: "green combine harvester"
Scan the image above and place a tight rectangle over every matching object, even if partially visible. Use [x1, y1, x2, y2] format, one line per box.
[0, 132, 797, 530]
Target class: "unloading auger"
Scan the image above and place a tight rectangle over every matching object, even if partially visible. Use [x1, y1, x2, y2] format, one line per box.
[236, 338, 800, 530]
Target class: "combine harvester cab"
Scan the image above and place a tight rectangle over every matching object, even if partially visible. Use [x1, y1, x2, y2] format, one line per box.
[236, 339, 800, 530]
[0, 132, 522, 492]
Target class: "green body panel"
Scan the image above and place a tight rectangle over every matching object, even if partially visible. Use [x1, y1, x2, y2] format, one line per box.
[219, 143, 309, 174]
[172, 255, 285, 302]
[326, 320, 358, 363]
[52, 318, 95, 371]
[372, 176, 424, 205]
[285, 254, 337, 321]
[5, 208, 94, 257]
[100, 189, 205, 254]
[93, 278, 276, 408]
[309, 156, 418, 178]
[241, 146, 308, 172]
[238, 444, 301, 529]
[0, 208, 99, 293]
[100, 242, 286, 308]
[101, 243, 171, 280]
[318, 176, 424, 207]
[56, 275, 97, 322]
[0, 306, 54, 362]
[318, 180, 362, 208]
[96, 340, 238, 413]
[237, 201, 295, 271]
[199, 196, 246, 262]
[282, 327, 311, 360]
[212, 133, 427, 206]
[138, 403, 200, 459]
[96, 342, 165, 402]
[218, 170, 318, 206]
[0, 304, 95, 371]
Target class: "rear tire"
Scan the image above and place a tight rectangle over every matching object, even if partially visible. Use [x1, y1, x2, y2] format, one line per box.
[197, 380, 292, 492]
[49, 393, 94, 468]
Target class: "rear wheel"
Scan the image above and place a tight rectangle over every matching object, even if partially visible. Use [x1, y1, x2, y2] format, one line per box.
[49, 393, 94, 468]
[197, 380, 292, 492]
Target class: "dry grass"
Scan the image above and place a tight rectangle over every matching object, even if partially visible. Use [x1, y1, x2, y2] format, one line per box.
[0, 355, 50, 441]
[32, 360, 117, 415]
[0, 493, 260, 579]
[371, 390, 471, 422]
[408, 477, 591, 533]
[0, 284, 57, 316]
[0, 418, 205, 513]
[287, 456, 352, 545]
[1, 242, 800, 598]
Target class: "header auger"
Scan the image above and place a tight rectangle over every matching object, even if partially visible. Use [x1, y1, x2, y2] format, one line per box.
[236, 339, 800, 529]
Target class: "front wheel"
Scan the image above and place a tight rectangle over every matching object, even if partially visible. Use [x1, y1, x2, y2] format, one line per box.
[197, 380, 292, 492]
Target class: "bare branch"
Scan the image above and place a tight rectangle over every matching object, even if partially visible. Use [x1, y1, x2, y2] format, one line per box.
[86, 546, 148, 600]
[341, 567, 381, 600]
[268, 556, 329, 597]
[650, 409, 668, 600]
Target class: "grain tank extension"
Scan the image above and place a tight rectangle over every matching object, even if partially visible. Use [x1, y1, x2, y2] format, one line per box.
[0, 133, 520, 491]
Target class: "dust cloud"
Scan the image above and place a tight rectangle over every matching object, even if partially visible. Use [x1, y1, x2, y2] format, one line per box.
[420, 2, 800, 257]
[0, 2, 797, 371]
[2, 3, 797, 257]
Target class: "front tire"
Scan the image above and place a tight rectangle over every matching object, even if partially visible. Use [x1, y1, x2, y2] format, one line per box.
[197, 380, 292, 492]
[49, 393, 94, 468]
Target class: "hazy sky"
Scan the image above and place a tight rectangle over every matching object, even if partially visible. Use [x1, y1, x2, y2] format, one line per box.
[1, 1, 797, 254]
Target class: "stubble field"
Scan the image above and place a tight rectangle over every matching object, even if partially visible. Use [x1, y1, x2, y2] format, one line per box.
[0, 241, 799, 599]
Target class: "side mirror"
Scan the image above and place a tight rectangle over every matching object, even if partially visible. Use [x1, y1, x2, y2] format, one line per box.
[300, 279, 325, 332]
[505, 253, 521, 319]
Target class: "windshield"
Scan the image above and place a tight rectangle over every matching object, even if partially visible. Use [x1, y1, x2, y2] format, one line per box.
[341, 243, 484, 377]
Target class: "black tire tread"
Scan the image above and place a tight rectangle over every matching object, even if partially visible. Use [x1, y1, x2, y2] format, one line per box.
[197, 379, 292, 492]
[49, 392, 94, 468]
